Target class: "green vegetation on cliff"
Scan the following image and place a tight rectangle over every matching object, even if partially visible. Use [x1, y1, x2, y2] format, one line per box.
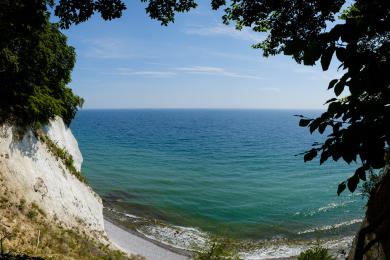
[36, 131, 86, 183]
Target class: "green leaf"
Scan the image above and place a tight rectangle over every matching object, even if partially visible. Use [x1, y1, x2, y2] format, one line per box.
[303, 41, 322, 65]
[284, 40, 304, 56]
[321, 46, 335, 71]
[299, 118, 312, 127]
[309, 118, 321, 133]
[337, 182, 346, 196]
[328, 24, 344, 41]
[325, 98, 337, 104]
[328, 79, 338, 89]
[334, 81, 345, 96]
[347, 175, 359, 192]
[328, 102, 340, 115]
[335, 47, 346, 61]
[304, 149, 317, 162]
[318, 123, 327, 134]
[320, 150, 330, 164]
[356, 167, 366, 181]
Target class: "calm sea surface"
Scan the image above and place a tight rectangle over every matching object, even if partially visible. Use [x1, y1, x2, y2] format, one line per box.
[71, 109, 364, 243]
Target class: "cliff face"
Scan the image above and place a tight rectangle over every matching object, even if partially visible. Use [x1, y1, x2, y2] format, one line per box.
[0, 117, 104, 233]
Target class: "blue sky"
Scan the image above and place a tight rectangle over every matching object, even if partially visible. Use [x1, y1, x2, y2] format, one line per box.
[62, 1, 342, 109]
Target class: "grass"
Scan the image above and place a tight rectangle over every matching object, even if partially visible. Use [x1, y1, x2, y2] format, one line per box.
[0, 169, 143, 259]
[36, 131, 86, 183]
[0, 174, 143, 260]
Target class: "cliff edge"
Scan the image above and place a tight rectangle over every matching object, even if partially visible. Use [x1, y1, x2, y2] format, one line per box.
[0, 117, 103, 233]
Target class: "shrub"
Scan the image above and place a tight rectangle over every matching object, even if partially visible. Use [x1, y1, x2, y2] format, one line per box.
[26, 209, 38, 220]
[37, 131, 86, 183]
[17, 199, 26, 212]
[298, 245, 335, 260]
[194, 237, 241, 260]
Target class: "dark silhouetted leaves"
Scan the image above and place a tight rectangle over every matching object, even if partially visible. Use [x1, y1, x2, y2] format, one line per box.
[335, 47, 346, 61]
[325, 97, 337, 104]
[299, 118, 312, 127]
[205, 0, 390, 196]
[347, 175, 359, 192]
[334, 81, 345, 96]
[321, 46, 335, 71]
[318, 123, 327, 134]
[303, 42, 322, 65]
[320, 150, 331, 164]
[304, 149, 317, 162]
[328, 79, 338, 89]
[337, 182, 346, 196]
[356, 167, 366, 181]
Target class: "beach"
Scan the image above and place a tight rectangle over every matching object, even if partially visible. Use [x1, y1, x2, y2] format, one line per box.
[105, 219, 190, 260]
[104, 217, 353, 260]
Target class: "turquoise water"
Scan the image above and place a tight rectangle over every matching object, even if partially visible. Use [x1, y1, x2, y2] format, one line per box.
[71, 109, 364, 242]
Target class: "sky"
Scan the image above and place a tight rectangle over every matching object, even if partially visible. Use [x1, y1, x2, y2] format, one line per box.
[62, 1, 343, 109]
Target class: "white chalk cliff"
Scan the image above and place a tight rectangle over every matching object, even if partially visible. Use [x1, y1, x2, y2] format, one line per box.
[0, 117, 104, 233]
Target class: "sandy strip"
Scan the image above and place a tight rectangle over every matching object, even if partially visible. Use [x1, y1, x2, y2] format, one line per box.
[104, 220, 190, 260]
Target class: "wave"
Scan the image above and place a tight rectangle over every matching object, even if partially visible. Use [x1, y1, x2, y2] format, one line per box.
[297, 219, 362, 235]
[241, 236, 354, 259]
[294, 200, 356, 217]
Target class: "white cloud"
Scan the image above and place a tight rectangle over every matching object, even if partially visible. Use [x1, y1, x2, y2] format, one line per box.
[80, 38, 143, 59]
[175, 66, 224, 73]
[185, 25, 264, 42]
[174, 66, 263, 79]
[105, 66, 263, 80]
[108, 68, 176, 78]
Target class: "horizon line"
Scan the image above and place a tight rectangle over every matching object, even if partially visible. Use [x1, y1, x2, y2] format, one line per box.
[79, 107, 325, 111]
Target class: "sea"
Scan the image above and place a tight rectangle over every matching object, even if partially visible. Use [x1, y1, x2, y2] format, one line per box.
[71, 109, 364, 258]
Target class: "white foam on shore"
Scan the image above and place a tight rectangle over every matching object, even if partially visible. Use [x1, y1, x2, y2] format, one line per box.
[135, 220, 355, 260]
[298, 219, 362, 234]
[137, 224, 209, 250]
[240, 236, 354, 259]
[124, 213, 141, 219]
[106, 207, 356, 259]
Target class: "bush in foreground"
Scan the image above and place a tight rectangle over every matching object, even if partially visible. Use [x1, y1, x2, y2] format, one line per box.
[298, 245, 335, 260]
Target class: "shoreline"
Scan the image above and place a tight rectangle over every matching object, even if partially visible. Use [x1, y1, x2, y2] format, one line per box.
[104, 218, 191, 260]
[104, 214, 354, 260]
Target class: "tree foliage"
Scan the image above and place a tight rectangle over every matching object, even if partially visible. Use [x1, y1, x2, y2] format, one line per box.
[0, 0, 84, 128]
[54, 0, 127, 29]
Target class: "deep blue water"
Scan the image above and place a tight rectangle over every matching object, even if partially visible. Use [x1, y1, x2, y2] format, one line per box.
[71, 109, 364, 241]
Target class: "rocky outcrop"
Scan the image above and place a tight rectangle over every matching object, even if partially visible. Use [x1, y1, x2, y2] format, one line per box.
[0, 117, 104, 234]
